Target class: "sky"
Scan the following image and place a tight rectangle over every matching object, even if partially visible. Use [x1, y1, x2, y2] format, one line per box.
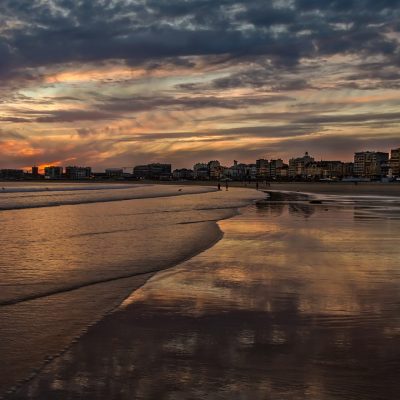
[0, 0, 400, 171]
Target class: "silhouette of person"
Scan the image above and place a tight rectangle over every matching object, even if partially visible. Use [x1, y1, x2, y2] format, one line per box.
[218, 182, 221, 190]
[225, 181, 228, 191]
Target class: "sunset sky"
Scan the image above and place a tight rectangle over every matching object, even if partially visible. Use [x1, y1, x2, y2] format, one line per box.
[1, 0, 399, 171]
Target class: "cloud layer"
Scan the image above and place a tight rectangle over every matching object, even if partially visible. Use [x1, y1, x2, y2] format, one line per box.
[0, 0, 399, 169]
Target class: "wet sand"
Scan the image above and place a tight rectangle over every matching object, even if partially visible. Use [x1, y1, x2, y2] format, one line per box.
[266, 182, 400, 197]
[128, 180, 400, 197]
[7, 190, 400, 399]
[0, 187, 264, 398]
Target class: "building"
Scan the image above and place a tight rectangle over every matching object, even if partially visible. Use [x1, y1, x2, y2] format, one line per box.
[256, 159, 269, 178]
[389, 148, 400, 177]
[245, 164, 257, 180]
[0, 169, 24, 180]
[354, 151, 389, 179]
[223, 160, 241, 180]
[268, 159, 285, 179]
[193, 163, 209, 180]
[133, 165, 149, 179]
[65, 166, 92, 180]
[105, 168, 124, 178]
[133, 163, 171, 180]
[289, 152, 314, 178]
[342, 162, 354, 177]
[207, 160, 222, 180]
[173, 168, 194, 180]
[279, 164, 289, 178]
[31, 166, 39, 177]
[305, 161, 343, 179]
[44, 166, 63, 179]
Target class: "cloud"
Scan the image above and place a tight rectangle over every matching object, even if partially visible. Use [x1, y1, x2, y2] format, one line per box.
[1, 0, 399, 77]
[4, 94, 292, 124]
[0, 128, 26, 140]
[34, 110, 117, 123]
[1, 0, 400, 169]
[296, 112, 400, 124]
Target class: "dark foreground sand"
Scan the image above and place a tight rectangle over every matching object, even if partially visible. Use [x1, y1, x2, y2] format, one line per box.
[7, 189, 400, 400]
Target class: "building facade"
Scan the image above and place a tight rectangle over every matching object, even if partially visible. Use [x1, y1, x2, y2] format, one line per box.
[0, 169, 24, 179]
[256, 159, 269, 178]
[31, 166, 39, 177]
[354, 151, 389, 179]
[133, 163, 171, 180]
[193, 163, 209, 180]
[105, 168, 124, 178]
[208, 160, 222, 180]
[389, 148, 400, 177]
[44, 166, 63, 179]
[289, 152, 315, 178]
[173, 168, 194, 180]
[65, 166, 92, 180]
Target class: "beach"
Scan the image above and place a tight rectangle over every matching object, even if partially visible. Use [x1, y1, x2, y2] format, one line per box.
[1, 183, 400, 399]
[0, 184, 264, 398]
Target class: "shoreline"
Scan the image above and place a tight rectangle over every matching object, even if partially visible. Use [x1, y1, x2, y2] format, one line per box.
[1, 179, 400, 197]
[0, 184, 217, 211]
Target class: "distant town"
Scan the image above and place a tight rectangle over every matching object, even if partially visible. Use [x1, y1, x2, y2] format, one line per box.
[1, 148, 399, 182]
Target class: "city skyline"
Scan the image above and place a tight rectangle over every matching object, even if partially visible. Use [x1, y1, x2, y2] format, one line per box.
[0, 146, 398, 172]
[2, 147, 399, 181]
[1, 1, 400, 170]
[0, 149, 387, 172]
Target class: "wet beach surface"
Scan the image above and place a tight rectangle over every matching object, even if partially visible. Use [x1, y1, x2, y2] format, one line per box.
[6, 191, 400, 400]
[0, 186, 264, 397]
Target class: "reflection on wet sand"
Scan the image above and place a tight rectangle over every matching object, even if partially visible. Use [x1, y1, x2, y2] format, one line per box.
[9, 194, 400, 400]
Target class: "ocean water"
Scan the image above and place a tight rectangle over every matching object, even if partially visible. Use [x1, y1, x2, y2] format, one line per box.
[0, 182, 216, 210]
[0, 183, 265, 397]
[5, 190, 400, 400]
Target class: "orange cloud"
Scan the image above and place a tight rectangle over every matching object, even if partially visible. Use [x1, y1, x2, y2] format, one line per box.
[0, 140, 41, 157]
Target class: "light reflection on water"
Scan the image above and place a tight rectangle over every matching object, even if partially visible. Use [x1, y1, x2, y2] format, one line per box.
[7, 193, 400, 400]
[0, 187, 264, 397]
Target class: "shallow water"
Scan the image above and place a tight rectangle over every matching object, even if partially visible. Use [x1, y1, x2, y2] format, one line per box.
[6, 192, 400, 400]
[0, 183, 215, 210]
[0, 184, 264, 396]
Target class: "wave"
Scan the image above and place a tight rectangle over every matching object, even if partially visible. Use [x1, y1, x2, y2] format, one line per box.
[0, 185, 217, 211]
[0, 224, 224, 307]
[0, 183, 132, 193]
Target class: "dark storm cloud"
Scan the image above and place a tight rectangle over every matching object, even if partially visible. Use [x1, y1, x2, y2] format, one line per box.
[1, 0, 400, 79]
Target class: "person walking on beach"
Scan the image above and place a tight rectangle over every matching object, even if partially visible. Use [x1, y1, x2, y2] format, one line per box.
[218, 182, 221, 190]
[225, 181, 229, 191]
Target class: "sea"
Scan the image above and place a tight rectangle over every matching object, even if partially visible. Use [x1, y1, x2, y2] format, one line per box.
[1, 183, 399, 399]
